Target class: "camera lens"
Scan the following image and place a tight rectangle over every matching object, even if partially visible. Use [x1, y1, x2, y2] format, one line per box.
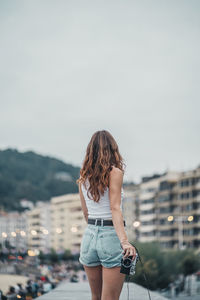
[123, 257, 132, 267]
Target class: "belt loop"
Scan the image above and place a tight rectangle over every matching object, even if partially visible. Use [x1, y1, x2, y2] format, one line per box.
[101, 219, 103, 227]
[95, 219, 97, 226]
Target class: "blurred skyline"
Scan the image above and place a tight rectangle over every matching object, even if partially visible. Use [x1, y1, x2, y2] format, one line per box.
[0, 0, 200, 183]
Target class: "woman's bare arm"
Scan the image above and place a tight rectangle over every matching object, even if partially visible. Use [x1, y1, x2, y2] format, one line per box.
[78, 182, 88, 223]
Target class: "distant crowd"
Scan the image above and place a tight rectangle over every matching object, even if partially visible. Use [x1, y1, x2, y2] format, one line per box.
[0, 275, 57, 300]
[0, 260, 87, 300]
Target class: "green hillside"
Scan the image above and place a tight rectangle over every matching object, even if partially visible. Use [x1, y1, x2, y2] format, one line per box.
[0, 148, 80, 211]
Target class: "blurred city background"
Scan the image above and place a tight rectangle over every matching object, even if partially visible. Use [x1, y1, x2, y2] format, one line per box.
[0, 0, 200, 299]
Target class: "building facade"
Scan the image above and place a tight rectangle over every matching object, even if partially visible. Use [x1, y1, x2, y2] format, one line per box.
[0, 210, 28, 251]
[50, 193, 86, 254]
[1, 165, 199, 253]
[27, 202, 51, 252]
[160, 166, 200, 249]
[122, 187, 140, 242]
[137, 166, 200, 249]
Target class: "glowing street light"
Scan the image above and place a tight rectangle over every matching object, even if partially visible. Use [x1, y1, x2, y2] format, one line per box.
[31, 230, 37, 236]
[167, 215, 174, 222]
[56, 228, 62, 234]
[28, 249, 36, 256]
[20, 231, 26, 236]
[2, 232, 7, 238]
[167, 215, 194, 250]
[132, 220, 140, 241]
[71, 226, 78, 233]
[27, 249, 39, 256]
[11, 231, 16, 237]
[133, 221, 140, 228]
[188, 215, 194, 222]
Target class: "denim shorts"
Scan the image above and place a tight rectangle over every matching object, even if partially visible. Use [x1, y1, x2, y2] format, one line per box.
[79, 223, 127, 268]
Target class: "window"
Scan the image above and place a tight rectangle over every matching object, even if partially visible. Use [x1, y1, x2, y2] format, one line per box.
[141, 198, 155, 204]
[158, 194, 170, 202]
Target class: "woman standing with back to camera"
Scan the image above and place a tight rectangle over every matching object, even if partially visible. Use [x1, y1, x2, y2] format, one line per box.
[77, 130, 136, 300]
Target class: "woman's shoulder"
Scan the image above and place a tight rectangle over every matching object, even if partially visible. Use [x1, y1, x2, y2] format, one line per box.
[109, 166, 124, 185]
[110, 165, 124, 175]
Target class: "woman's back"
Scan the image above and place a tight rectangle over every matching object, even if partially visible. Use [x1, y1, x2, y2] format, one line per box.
[77, 130, 135, 300]
[81, 177, 124, 219]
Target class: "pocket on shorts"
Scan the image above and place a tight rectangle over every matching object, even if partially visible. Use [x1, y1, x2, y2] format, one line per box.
[80, 231, 94, 254]
[101, 233, 122, 257]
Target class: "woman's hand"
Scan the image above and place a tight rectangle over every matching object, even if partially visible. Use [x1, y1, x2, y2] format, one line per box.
[120, 240, 137, 261]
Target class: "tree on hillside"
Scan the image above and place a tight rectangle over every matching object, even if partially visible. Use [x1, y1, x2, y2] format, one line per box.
[0, 148, 80, 211]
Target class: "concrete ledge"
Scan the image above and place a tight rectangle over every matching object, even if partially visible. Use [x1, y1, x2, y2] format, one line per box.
[36, 281, 167, 300]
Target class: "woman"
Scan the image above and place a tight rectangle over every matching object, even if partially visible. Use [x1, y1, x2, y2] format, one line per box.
[77, 130, 136, 300]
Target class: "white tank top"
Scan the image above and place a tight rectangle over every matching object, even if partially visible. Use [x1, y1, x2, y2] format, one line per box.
[81, 177, 124, 219]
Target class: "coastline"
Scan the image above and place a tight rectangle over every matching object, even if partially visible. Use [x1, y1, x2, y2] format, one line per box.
[0, 274, 29, 294]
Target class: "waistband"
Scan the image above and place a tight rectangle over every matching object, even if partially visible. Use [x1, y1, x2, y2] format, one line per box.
[88, 218, 126, 227]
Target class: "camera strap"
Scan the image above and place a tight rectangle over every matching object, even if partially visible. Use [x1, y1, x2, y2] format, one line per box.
[126, 244, 152, 300]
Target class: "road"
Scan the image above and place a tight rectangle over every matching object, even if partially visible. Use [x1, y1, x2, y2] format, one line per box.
[36, 280, 167, 300]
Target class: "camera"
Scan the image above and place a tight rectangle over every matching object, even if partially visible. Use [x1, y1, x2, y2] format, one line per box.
[120, 253, 139, 275]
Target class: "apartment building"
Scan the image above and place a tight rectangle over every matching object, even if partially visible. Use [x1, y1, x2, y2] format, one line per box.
[139, 171, 184, 246]
[122, 187, 140, 242]
[0, 210, 28, 250]
[27, 202, 51, 252]
[155, 172, 181, 248]
[50, 193, 86, 254]
[159, 166, 200, 249]
[138, 166, 200, 249]
[139, 175, 162, 243]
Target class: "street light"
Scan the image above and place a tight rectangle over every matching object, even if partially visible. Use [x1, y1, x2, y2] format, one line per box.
[27, 249, 39, 256]
[28, 249, 36, 256]
[133, 221, 140, 228]
[133, 220, 140, 240]
[56, 228, 62, 234]
[188, 215, 193, 222]
[20, 230, 26, 236]
[2, 232, 7, 238]
[167, 215, 174, 222]
[71, 226, 78, 233]
[42, 229, 49, 235]
[167, 215, 194, 250]
[31, 230, 37, 236]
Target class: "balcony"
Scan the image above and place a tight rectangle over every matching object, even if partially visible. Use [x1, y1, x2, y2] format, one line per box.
[139, 225, 156, 232]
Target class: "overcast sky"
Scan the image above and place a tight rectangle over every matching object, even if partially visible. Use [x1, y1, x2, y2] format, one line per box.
[0, 0, 200, 183]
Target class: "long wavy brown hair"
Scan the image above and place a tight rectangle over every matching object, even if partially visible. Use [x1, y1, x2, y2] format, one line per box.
[76, 130, 126, 202]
